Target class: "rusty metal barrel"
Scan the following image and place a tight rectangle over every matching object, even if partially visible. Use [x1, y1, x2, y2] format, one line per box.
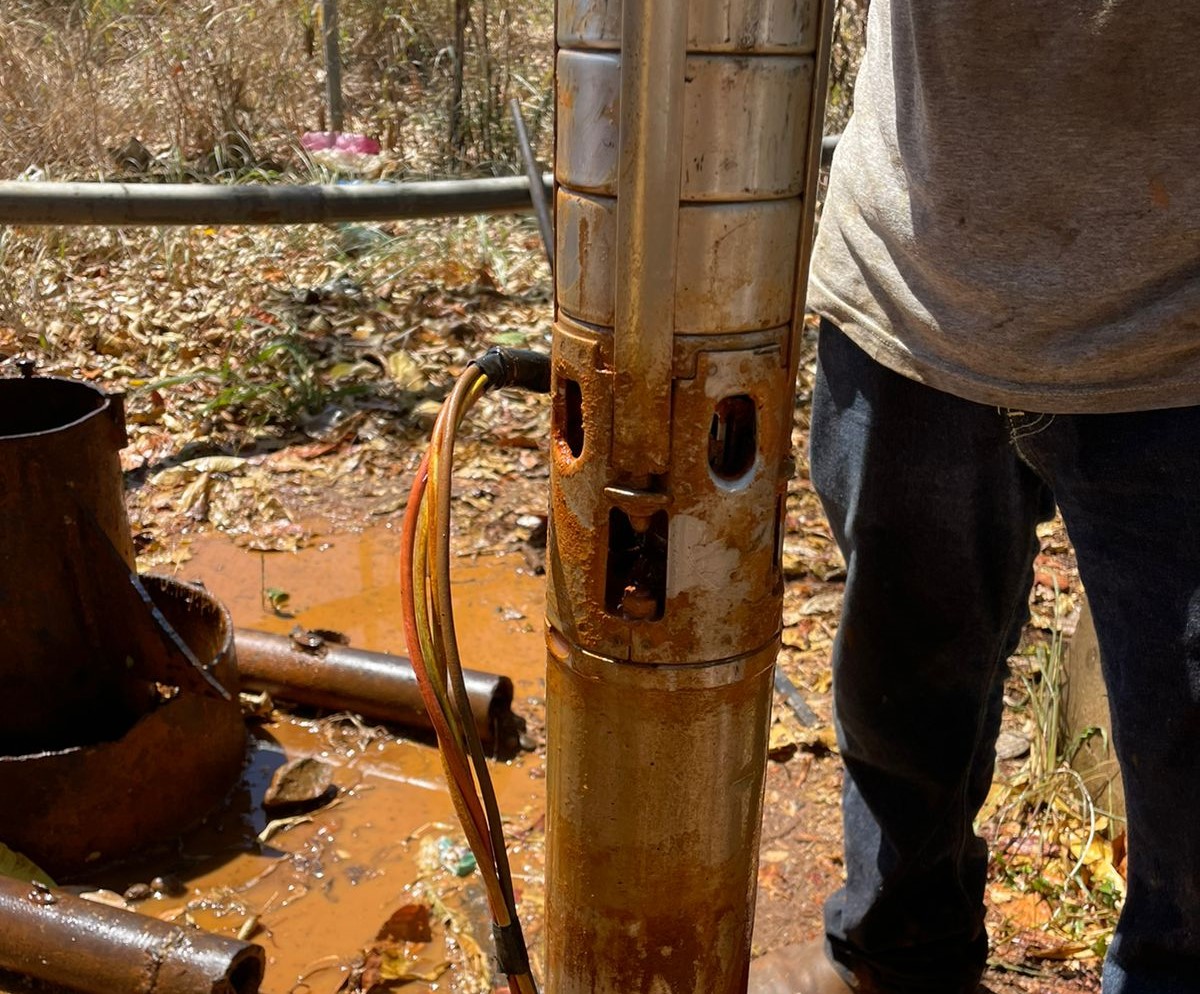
[546, 1, 835, 991]
[0, 373, 246, 876]
[0, 376, 140, 752]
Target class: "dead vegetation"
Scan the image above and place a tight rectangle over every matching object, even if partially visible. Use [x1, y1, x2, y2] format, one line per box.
[0, 0, 552, 181]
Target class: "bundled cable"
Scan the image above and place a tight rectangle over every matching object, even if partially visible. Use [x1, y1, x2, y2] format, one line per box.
[400, 347, 550, 994]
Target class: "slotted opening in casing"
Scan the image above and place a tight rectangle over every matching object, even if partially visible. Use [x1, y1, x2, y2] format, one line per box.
[556, 377, 585, 458]
[604, 507, 668, 621]
[772, 494, 787, 574]
[708, 394, 757, 481]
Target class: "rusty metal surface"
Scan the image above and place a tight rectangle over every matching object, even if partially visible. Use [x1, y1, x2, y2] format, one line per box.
[554, 189, 616, 327]
[548, 0, 836, 988]
[611, 0, 687, 475]
[558, 0, 820, 53]
[545, 638, 777, 994]
[549, 320, 792, 665]
[233, 628, 524, 756]
[675, 201, 803, 332]
[0, 577, 246, 877]
[680, 55, 814, 201]
[0, 376, 137, 751]
[0, 874, 264, 994]
[555, 50, 621, 194]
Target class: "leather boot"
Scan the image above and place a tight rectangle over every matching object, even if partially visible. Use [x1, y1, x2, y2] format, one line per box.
[748, 941, 855, 994]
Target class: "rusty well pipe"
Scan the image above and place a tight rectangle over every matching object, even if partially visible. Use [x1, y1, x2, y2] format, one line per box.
[546, 1, 836, 991]
[233, 628, 522, 752]
[0, 876, 265, 994]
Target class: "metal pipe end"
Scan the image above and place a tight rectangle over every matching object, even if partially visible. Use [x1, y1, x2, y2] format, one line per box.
[214, 944, 266, 994]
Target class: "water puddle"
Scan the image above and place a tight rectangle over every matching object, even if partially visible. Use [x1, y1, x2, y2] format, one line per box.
[78, 527, 549, 994]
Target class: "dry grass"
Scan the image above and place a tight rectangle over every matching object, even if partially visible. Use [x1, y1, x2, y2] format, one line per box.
[0, 0, 553, 181]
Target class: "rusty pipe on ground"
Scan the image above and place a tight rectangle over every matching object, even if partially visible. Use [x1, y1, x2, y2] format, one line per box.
[233, 629, 524, 755]
[0, 876, 265, 994]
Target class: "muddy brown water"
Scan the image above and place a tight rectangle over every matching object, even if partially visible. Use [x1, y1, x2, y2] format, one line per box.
[15, 527, 550, 994]
[1, 524, 1089, 994]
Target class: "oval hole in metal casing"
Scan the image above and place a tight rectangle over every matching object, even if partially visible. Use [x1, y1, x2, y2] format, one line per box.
[708, 394, 757, 483]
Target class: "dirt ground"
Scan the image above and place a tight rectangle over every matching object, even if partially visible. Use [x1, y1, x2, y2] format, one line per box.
[88, 330, 1105, 994]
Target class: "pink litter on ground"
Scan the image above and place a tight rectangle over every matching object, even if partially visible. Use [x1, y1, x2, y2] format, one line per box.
[301, 131, 381, 155]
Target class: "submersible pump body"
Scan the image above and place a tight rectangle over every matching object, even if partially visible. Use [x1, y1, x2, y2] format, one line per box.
[544, 0, 835, 991]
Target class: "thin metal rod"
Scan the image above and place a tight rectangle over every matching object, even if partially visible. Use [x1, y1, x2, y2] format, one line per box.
[509, 97, 554, 273]
[773, 666, 820, 728]
[0, 875, 265, 994]
[322, 0, 344, 132]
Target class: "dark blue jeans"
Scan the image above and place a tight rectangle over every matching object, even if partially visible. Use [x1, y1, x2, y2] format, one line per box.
[809, 321, 1200, 994]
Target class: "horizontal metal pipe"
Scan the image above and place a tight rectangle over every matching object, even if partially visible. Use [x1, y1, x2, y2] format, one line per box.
[0, 174, 553, 227]
[0, 137, 839, 228]
[0, 876, 264, 994]
[233, 629, 523, 755]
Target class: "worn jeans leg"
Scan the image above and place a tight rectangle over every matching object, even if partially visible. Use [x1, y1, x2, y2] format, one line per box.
[1012, 410, 1200, 994]
[809, 322, 1054, 993]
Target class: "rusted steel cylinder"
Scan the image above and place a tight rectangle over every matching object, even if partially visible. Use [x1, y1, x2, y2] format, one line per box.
[0, 576, 247, 876]
[0, 875, 265, 994]
[546, 638, 778, 994]
[0, 375, 139, 752]
[233, 628, 521, 752]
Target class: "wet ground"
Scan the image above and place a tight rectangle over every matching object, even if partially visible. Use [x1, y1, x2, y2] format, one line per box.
[2, 521, 1097, 994]
[4, 521, 1099, 994]
[168, 529, 548, 994]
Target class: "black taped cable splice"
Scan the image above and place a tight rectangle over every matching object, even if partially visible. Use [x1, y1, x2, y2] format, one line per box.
[471, 347, 551, 395]
[491, 920, 533, 978]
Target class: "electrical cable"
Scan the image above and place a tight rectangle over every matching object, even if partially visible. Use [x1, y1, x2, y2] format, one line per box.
[400, 348, 550, 994]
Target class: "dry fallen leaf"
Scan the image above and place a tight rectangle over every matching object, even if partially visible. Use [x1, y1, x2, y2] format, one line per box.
[375, 904, 433, 944]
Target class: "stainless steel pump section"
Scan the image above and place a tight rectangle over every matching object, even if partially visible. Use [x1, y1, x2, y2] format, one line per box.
[545, 0, 835, 991]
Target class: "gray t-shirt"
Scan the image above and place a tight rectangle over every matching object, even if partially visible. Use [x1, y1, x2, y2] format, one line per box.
[809, 1, 1200, 413]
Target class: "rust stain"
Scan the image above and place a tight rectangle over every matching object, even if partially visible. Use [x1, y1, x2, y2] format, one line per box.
[1149, 176, 1171, 209]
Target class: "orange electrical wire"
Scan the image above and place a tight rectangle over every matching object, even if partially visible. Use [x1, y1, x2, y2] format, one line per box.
[400, 364, 539, 994]
[399, 451, 491, 856]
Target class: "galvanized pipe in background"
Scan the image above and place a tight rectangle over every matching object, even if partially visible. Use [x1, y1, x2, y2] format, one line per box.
[233, 628, 525, 756]
[0, 175, 553, 227]
[0, 875, 265, 994]
[0, 139, 838, 228]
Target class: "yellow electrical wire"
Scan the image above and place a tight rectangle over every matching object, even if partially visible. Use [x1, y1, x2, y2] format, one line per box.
[402, 363, 539, 994]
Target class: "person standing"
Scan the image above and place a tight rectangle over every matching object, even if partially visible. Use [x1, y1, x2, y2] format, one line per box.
[761, 2, 1200, 992]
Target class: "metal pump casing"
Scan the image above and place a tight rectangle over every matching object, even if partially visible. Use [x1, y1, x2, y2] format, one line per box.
[544, 0, 835, 990]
